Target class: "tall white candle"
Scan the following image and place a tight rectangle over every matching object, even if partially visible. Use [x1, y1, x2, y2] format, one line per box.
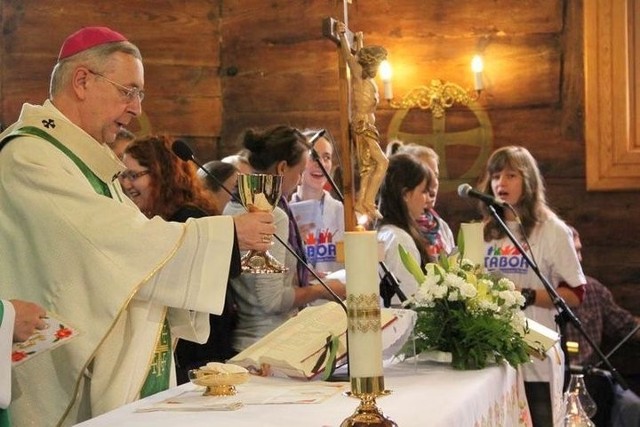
[383, 80, 393, 100]
[344, 230, 383, 379]
[473, 72, 484, 91]
[471, 55, 484, 91]
[460, 222, 485, 267]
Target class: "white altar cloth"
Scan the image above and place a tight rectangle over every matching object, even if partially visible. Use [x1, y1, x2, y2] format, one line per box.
[75, 359, 531, 427]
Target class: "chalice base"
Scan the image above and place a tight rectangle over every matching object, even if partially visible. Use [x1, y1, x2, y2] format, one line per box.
[340, 394, 397, 427]
[241, 250, 288, 274]
[203, 384, 237, 396]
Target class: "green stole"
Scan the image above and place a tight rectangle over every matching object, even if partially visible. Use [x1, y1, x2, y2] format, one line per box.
[0, 127, 172, 400]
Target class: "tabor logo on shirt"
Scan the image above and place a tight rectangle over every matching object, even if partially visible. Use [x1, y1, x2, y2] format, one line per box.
[484, 243, 529, 274]
[303, 229, 338, 262]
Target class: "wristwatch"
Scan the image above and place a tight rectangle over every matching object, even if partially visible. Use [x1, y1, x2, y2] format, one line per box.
[520, 288, 537, 309]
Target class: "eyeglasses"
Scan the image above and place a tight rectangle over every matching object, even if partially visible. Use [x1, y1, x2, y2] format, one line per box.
[118, 170, 150, 182]
[87, 69, 145, 102]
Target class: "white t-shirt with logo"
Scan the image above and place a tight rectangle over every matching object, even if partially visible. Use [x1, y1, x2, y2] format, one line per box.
[484, 215, 585, 422]
[290, 191, 345, 274]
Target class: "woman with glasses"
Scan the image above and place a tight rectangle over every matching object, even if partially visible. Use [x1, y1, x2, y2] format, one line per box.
[120, 135, 217, 219]
[121, 135, 237, 384]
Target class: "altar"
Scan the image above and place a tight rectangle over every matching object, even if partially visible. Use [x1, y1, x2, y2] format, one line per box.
[75, 359, 531, 427]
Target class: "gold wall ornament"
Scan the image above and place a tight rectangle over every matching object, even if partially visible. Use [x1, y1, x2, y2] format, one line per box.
[389, 79, 479, 119]
[387, 82, 494, 194]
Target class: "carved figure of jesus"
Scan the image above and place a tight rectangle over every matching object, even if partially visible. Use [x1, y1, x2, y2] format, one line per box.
[337, 22, 389, 220]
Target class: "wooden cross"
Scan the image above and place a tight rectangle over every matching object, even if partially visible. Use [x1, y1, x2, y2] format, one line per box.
[324, 4, 389, 230]
[323, 2, 359, 232]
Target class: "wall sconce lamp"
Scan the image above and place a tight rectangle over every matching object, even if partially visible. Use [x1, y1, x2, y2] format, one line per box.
[385, 55, 485, 118]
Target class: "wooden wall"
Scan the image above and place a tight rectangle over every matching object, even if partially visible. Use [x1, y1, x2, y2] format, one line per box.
[1, 0, 639, 383]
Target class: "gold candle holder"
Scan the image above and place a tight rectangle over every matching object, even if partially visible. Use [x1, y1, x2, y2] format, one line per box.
[341, 376, 395, 427]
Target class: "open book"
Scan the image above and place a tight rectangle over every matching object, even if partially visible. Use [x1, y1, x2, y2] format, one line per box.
[521, 317, 560, 360]
[229, 302, 397, 379]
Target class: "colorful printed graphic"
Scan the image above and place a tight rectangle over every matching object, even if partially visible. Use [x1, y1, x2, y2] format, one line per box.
[303, 228, 338, 263]
[484, 243, 529, 274]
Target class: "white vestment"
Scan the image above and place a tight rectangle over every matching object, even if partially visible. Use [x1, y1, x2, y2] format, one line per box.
[0, 101, 235, 426]
[0, 300, 15, 410]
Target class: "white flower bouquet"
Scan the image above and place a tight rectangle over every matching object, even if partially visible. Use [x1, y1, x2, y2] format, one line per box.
[399, 247, 530, 370]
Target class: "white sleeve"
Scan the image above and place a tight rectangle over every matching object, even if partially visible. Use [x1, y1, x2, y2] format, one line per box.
[379, 226, 422, 299]
[0, 300, 16, 409]
[547, 220, 586, 288]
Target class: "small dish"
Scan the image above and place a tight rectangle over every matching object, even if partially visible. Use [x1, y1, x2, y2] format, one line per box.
[188, 362, 250, 396]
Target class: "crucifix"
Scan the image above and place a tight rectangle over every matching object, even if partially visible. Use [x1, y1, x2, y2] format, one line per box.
[322, 5, 397, 427]
[322, 2, 389, 231]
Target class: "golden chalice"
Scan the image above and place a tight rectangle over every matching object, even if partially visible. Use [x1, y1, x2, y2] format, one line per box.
[238, 173, 288, 274]
[188, 362, 250, 396]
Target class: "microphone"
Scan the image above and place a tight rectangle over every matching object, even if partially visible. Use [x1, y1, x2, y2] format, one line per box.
[306, 129, 326, 148]
[457, 183, 508, 208]
[171, 139, 347, 313]
[172, 139, 238, 201]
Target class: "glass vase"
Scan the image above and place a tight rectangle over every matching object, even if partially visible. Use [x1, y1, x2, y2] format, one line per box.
[564, 391, 595, 427]
[565, 374, 597, 418]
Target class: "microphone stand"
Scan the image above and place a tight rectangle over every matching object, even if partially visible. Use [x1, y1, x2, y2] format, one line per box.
[596, 322, 640, 368]
[379, 261, 407, 308]
[308, 141, 406, 307]
[486, 204, 628, 390]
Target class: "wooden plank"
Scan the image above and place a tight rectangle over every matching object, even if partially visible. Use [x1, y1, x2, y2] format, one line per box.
[222, 36, 560, 117]
[220, 111, 342, 156]
[222, 0, 563, 36]
[350, 0, 563, 37]
[141, 96, 222, 136]
[2, 0, 220, 64]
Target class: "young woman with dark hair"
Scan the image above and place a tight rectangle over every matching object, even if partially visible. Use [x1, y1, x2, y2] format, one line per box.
[377, 153, 433, 304]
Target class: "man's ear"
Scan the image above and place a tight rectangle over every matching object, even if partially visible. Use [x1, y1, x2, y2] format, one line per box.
[71, 68, 91, 100]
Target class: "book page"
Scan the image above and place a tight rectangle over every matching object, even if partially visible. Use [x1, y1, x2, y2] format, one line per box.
[288, 199, 322, 236]
[231, 302, 347, 377]
[230, 302, 398, 378]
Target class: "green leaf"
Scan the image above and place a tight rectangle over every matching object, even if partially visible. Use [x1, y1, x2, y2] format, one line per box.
[456, 227, 466, 261]
[398, 244, 425, 284]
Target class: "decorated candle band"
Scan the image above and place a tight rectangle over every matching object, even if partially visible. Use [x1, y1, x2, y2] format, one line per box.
[347, 293, 382, 333]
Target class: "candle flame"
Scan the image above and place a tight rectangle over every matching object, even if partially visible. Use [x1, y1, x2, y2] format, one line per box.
[379, 60, 392, 82]
[471, 55, 484, 73]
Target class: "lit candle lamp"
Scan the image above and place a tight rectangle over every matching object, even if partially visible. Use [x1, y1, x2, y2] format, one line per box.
[471, 55, 484, 92]
[379, 60, 393, 100]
